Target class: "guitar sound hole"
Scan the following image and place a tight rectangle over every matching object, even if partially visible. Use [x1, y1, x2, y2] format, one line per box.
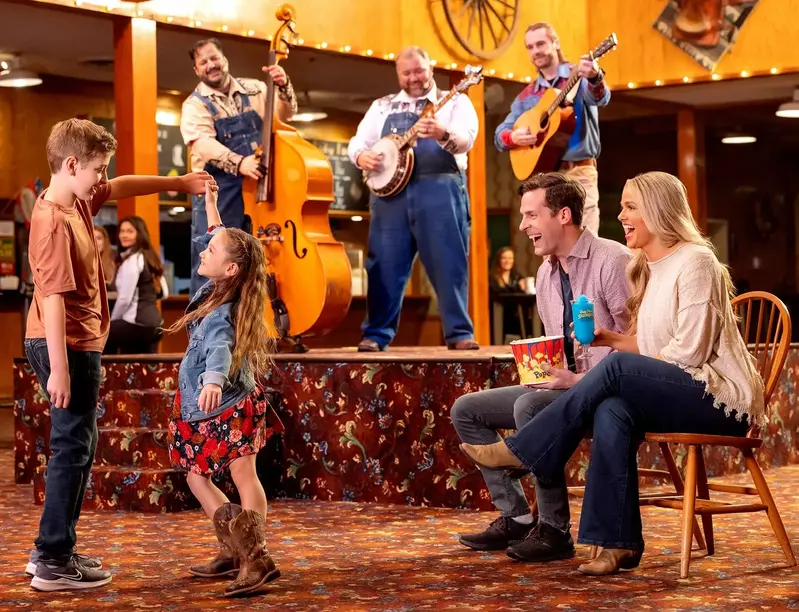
[539, 115, 549, 130]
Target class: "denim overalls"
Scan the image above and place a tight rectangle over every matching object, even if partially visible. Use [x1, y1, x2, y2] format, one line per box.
[363, 98, 473, 347]
[189, 85, 262, 296]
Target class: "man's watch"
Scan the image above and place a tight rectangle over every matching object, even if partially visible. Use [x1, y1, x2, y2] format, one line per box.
[588, 68, 604, 85]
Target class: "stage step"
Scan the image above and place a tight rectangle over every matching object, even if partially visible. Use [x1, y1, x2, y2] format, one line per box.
[31, 386, 243, 513]
[94, 427, 171, 469]
[33, 464, 201, 513]
[98, 388, 175, 429]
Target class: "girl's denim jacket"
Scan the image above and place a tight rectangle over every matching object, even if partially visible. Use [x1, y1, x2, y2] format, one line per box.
[178, 227, 255, 423]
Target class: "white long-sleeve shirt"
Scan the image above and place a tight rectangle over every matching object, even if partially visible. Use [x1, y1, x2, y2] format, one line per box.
[347, 85, 479, 172]
[112, 252, 168, 326]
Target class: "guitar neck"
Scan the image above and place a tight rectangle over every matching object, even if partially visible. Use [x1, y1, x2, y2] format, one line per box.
[544, 70, 581, 119]
[257, 50, 278, 202]
[397, 87, 459, 148]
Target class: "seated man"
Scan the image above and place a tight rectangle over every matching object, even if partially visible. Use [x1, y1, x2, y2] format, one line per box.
[451, 172, 630, 561]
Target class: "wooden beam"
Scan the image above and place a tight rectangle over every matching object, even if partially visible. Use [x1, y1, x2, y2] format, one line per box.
[677, 108, 708, 232]
[452, 74, 489, 345]
[113, 17, 160, 247]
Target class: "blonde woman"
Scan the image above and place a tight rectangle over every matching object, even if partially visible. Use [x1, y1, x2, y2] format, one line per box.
[460, 171, 764, 576]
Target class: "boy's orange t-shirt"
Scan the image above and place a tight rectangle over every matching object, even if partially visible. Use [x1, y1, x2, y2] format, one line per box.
[25, 184, 112, 352]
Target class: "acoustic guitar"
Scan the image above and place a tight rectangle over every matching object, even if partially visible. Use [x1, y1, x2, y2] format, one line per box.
[508, 33, 618, 181]
[363, 65, 483, 198]
[242, 4, 352, 351]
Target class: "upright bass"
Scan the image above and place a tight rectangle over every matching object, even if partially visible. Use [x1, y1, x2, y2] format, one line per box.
[242, 4, 352, 350]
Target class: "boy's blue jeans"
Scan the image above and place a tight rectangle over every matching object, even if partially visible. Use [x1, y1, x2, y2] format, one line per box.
[24, 338, 101, 561]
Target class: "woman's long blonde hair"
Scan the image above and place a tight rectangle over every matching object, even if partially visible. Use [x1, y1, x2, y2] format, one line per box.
[166, 228, 274, 378]
[624, 171, 735, 330]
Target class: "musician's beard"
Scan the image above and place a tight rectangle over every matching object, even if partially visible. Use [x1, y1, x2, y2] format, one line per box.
[201, 69, 230, 92]
[403, 79, 433, 99]
[534, 54, 555, 71]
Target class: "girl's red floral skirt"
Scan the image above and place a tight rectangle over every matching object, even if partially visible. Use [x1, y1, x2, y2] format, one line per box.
[167, 386, 284, 475]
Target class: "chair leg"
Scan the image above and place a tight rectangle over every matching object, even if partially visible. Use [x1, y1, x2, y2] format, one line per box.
[695, 447, 715, 555]
[742, 449, 797, 567]
[680, 445, 699, 579]
[659, 442, 706, 551]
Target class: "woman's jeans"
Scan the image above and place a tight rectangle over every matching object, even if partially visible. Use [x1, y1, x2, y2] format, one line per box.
[504, 353, 750, 549]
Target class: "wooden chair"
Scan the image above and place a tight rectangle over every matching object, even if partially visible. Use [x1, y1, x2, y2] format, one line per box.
[644, 291, 796, 577]
[564, 291, 796, 575]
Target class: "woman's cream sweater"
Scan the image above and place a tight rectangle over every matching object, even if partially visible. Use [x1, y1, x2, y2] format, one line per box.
[636, 243, 765, 425]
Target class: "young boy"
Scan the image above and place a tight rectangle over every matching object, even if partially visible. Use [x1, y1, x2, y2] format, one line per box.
[24, 118, 214, 592]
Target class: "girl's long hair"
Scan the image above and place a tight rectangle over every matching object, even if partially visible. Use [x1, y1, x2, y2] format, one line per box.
[94, 225, 116, 285]
[166, 228, 273, 377]
[116, 216, 165, 292]
[624, 171, 735, 331]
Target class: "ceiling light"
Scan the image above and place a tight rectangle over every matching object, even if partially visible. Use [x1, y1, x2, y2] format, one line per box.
[776, 89, 799, 118]
[721, 134, 756, 144]
[290, 111, 328, 122]
[0, 69, 42, 88]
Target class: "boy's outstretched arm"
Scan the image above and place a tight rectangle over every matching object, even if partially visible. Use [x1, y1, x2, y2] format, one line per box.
[107, 171, 214, 202]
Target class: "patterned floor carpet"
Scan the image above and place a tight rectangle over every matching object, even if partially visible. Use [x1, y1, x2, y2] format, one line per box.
[1, 449, 797, 611]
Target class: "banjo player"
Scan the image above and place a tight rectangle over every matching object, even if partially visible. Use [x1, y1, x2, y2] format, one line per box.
[347, 45, 480, 352]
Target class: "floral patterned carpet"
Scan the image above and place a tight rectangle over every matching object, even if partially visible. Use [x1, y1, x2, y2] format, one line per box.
[0, 450, 797, 611]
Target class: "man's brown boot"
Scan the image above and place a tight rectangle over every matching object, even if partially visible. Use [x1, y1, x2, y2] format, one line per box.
[189, 503, 243, 578]
[224, 510, 281, 597]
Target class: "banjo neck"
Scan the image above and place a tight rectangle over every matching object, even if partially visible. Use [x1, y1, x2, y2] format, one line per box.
[395, 87, 460, 150]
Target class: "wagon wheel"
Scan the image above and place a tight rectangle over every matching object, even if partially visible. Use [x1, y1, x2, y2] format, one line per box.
[442, 0, 520, 60]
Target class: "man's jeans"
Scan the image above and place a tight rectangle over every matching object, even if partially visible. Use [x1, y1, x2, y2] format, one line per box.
[451, 386, 571, 531]
[25, 338, 102, 561]
[504, 353, 750, 549]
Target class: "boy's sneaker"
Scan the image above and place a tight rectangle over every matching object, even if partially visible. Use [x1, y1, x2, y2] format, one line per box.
[26, 549, 103, 576]
[30, 556, 112, 592]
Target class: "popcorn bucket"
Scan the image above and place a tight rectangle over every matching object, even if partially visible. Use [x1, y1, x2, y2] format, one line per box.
[510, 335, 565, 385]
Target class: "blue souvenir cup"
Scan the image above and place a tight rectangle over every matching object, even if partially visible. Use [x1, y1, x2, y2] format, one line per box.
[571, 295, 595, 371]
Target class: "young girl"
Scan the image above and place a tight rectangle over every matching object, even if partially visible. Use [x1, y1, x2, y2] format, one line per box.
[166, 181, 284, 597]
[104, 216, 168, 354]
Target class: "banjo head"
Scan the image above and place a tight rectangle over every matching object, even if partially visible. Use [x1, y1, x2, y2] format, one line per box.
[364, 137, 401, 191]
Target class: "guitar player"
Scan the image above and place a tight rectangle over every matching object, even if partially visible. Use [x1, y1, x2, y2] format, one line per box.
[180, 37, 297, 296]
[348, 46, 480, 352]
[494, 22, 610, 235]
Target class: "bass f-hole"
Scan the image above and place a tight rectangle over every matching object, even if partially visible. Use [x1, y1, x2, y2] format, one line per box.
[284, 219, 307, 259]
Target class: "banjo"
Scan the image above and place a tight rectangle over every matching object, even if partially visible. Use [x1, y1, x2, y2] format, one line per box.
[363, 64, 484, 198]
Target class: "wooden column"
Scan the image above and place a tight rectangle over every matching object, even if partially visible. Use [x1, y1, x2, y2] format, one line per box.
[451, 74, 489, 345]
[113, 17, 160, 247]
[677, 108, 708, 232]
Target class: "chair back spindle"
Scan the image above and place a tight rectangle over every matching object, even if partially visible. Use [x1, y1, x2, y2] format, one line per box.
[732, 292, 791, 436]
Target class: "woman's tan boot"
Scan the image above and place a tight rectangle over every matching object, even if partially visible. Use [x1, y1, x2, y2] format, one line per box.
[224, 510, 280, 597]
[460, 441, 523, 469]
[577, 547, 644, 576]
[189, 503, 242, 578]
